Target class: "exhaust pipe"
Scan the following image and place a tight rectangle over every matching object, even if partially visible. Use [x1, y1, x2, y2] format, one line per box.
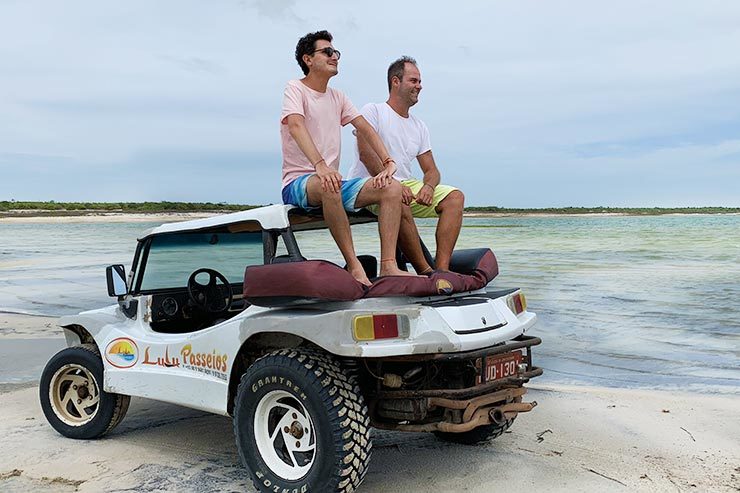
[489, 408, 506, 425]
[488, 401, 538, 425]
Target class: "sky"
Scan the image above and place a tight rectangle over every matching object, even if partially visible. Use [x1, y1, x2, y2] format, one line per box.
[1, 0, 739, 207]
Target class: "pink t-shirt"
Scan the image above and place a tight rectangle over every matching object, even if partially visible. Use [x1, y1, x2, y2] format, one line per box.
[280, 79, 360, 188]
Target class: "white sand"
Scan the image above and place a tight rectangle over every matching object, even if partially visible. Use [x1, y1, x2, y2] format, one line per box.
[0, 313, 60, 339]
[0, 211, 639, 225]
[0, 314, 738, 492]
[0, 384, 737, 492]
[0, 212, 217, 224]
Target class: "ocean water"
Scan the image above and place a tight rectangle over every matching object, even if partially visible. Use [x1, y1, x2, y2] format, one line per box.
[1, 215, 738, 393]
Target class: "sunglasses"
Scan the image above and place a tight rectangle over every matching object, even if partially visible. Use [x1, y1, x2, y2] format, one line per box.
[311, 47, 341, 60]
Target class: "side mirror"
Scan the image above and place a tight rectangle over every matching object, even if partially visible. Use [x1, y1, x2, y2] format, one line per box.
[106, 264, 128, 297]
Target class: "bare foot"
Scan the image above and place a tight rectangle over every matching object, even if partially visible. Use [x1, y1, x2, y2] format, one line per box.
[379, 260, 422, 277]
[348, 264, 372, 287]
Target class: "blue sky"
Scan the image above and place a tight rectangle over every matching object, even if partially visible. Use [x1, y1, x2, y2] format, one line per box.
[1, 0, 739, 207]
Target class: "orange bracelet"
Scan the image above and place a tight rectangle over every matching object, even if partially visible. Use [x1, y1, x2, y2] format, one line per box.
[313, 158, 326, 167]
[382, 157, 395, 167]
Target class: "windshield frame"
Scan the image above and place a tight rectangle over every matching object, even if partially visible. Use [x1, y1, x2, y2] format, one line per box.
[131, 229, 274, 295]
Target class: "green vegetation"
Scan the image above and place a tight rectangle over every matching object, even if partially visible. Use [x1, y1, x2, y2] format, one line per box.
[1, 201, 738, 216]
[464, 206, 740, 215]
[0, 201, 260, 214]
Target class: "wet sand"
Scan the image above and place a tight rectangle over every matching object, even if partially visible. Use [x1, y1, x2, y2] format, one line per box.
[0, 211, 638, 225]
[1, 314, 738, 492]
[0, 312, 60, 339]
[0, 212, 217, 224]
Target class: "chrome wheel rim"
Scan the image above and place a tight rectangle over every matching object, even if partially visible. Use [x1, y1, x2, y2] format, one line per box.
[254, 390, 316, 480]
[49, 363, 100, 426]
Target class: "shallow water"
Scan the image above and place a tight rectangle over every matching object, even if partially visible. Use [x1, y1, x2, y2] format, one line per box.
[1, 215, 738, 393]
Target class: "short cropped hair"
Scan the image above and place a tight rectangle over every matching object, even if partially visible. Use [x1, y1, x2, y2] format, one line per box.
[295, 30, 333, 75]
[387, 56, 417, 92]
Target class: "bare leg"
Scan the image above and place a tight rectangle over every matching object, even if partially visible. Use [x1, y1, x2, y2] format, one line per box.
[398, 205, 433, 274]
[355, 181, 418, 277]
[434, 190, 464, 271]
[306, 176, 371, 286]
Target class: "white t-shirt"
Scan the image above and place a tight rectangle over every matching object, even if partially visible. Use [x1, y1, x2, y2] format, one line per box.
[348, 102, 431, 181]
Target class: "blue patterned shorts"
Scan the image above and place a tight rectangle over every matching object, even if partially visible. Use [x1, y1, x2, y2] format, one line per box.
[282, 174, 370, 212]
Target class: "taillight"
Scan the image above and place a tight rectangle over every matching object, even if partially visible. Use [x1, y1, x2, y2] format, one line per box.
[353, 314, 408, 341]
[507, 292, 527, 315]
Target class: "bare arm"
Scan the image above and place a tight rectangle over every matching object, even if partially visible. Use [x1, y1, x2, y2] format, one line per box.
[285, 113, 341, 193]
[415, 151, 441, 206]
[356, 129, 385, 176]
[351, 116, 396, 188]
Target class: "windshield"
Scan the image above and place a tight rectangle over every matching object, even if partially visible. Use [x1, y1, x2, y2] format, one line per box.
[139, 231, 263, 291]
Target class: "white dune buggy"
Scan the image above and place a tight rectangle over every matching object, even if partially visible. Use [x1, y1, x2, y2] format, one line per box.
[40, 204, 541, 493]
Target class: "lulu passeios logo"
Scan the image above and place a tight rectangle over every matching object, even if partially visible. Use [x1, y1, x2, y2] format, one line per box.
[105, 337, 139, 368]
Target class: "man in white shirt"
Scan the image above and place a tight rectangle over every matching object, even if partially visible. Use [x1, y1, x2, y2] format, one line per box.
[349, 56, 465, 273]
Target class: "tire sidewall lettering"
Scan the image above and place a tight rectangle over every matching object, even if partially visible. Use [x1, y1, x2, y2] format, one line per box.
[237, 356, 348, 493]
[254, 469, 308, 493]
[251, 375, 307, 401]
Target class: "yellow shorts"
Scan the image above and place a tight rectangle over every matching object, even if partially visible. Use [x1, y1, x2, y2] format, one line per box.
[366, 178, 459, 218]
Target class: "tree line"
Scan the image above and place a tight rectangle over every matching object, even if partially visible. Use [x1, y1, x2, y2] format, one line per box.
[1, 201, 738, 215]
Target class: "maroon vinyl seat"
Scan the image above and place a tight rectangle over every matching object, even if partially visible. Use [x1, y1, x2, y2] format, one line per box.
[243, 248, 498, 308]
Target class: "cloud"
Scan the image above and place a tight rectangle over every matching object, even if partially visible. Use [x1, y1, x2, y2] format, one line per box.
[1, 0, 739, 206]
[246, 0, 303, 22]
[21, 96, 262, 119]
[157, 55, 226, 75]
[1, 148, 283, 204]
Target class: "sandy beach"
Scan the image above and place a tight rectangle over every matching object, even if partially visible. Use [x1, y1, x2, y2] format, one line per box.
[2, 209, 737, 225]
[0, 212, 219, 224]
[0, 210, 688, 224]
[0, 211, 541, 224]
[1, 313, 738, 492]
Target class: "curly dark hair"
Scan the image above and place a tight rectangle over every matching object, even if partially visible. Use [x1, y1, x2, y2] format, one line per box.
[387, 56, 417, 92]
[295, 30, 333, 75]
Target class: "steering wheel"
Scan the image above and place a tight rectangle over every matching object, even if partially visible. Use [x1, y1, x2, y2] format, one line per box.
[187, 268, 234, 313]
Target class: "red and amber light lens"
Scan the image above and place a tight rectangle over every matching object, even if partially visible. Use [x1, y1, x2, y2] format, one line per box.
[507, 292, 527, 315]
[353, 314, 404, 341]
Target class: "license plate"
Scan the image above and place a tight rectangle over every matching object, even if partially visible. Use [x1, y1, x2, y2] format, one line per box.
[476, 351, 523, 384]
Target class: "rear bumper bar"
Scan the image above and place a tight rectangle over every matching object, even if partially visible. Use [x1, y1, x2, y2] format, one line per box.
[373, 387, 539, 433]
[369, 335, 542, 432]
[372, 334, 541, 362]
[373, 335, 542, 400]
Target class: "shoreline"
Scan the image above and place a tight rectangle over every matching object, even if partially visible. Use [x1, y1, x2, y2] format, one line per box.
[0, 312, 60, 339]
[3, 311, 738, 395]
[0, 211, 217, 224]
[2, 210, 739, 224]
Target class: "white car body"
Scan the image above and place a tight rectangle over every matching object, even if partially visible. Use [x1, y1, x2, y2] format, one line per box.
[59, 204, 537, 417]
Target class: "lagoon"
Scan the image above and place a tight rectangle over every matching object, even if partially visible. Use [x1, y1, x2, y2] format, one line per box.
[1, 214, 738, 393]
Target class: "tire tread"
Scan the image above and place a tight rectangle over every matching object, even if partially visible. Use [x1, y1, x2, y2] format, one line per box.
[40, 344, 130, 439]
[234, 347, 372, 493]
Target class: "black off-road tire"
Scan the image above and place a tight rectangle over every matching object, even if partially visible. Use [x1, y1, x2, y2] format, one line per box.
[234, 348, 372, 493]
[39, 344, 130, 439]
[434, 416, 516, 445]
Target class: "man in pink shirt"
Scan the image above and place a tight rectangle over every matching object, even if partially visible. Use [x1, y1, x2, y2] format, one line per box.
[281, 30, 414, 286]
